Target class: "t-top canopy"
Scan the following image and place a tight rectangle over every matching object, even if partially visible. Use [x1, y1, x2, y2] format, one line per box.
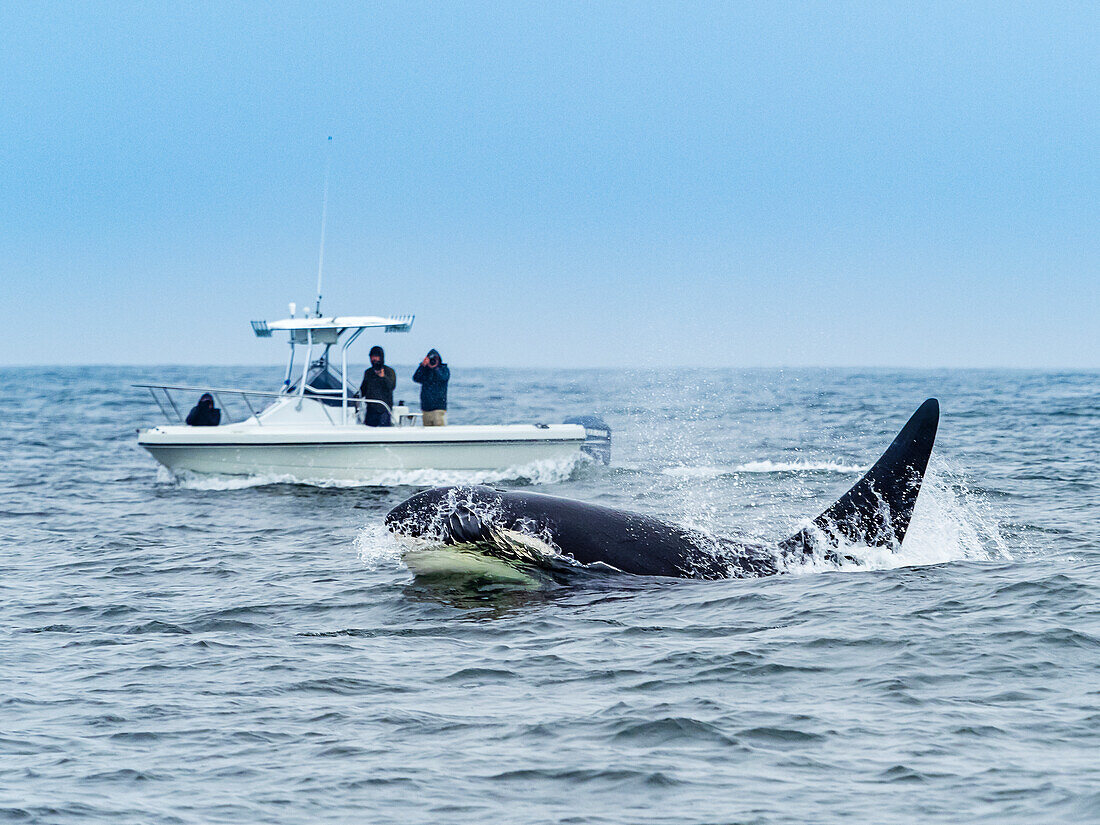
[251, 314, 414, 344]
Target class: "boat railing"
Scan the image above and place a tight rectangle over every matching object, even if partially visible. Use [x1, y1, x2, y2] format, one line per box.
[133, 383, 403, 426]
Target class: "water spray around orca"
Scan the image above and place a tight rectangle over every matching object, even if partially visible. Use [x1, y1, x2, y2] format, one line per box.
[385, 399, 940, 580]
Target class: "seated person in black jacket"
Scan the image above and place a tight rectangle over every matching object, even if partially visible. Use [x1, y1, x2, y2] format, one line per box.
[185, 393, 221, 426]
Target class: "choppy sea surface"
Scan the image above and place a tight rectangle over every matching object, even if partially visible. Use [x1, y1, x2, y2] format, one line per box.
[2, 366, 1098, 824]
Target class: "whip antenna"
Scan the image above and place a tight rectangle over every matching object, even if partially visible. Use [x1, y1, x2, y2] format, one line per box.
[314, 135, 333, 316]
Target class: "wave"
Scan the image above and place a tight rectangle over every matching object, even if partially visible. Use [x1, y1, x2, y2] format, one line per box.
[157, 454, 589, 491]
[661, 459, 865, 478]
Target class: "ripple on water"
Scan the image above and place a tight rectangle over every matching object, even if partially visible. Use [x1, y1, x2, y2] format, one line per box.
[3, 366, 1100, 824]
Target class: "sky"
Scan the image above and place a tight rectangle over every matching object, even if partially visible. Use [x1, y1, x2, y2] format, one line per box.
[1, 1, 1097, 368]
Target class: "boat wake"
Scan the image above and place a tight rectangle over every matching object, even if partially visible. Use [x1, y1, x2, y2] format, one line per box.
[157, 454, 591, 491]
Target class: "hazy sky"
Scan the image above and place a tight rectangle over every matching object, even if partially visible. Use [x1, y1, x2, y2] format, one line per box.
[2, 1, 1097, 368]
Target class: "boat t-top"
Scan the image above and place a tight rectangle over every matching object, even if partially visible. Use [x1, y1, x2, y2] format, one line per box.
[135, 307, 610, 485]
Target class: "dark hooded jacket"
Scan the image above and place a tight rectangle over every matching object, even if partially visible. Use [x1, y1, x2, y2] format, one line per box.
[359, 346, 397, 410]
[412, 349, 449, 411]
[186, 393, 221, 426]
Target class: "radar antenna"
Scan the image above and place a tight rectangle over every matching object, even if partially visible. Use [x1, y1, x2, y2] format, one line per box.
[314, 135, 333, 316]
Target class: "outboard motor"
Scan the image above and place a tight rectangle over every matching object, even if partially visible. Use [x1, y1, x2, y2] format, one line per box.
[564, 415, 612, 465]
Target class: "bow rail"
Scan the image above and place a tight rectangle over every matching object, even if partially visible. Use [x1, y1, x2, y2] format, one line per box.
[133, 383, 405, 427]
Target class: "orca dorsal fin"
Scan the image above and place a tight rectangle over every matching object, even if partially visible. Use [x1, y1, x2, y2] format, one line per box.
[779, 398, 939, 557]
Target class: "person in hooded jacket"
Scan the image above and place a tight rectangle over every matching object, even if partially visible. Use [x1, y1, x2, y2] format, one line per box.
[359, 345, 397, 426]
[413, 348, 449, 426]
[185, 393, 221, 426]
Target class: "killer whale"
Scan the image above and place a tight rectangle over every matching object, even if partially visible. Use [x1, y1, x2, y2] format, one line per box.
[385, 399, 940, 580]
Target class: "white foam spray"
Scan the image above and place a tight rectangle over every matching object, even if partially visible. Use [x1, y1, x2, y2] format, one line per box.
[354, 522, 405, 570]
[782, 457, 1010, 576]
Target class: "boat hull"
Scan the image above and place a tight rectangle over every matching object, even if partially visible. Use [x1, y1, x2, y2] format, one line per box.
[138, 424, 587, 484]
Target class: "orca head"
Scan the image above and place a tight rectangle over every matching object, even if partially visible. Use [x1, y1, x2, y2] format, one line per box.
[385, 485, 505, 544]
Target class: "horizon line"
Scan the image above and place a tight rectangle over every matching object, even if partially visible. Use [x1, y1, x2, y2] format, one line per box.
[2, 362, 1098, 373]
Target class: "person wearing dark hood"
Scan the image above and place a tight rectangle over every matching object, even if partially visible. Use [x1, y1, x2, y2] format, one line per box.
[185, 393, 221, 427]
[413, 348, 449, 426]
[359, 345, 396, 426]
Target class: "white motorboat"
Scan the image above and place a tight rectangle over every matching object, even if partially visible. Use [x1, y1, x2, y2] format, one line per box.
[136, 311, 610, 485]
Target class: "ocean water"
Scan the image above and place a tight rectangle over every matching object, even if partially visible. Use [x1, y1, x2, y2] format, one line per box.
[2, 366, 1098, 824]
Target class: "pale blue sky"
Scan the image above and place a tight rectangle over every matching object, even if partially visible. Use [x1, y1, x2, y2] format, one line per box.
[1, 1, 1097, 368]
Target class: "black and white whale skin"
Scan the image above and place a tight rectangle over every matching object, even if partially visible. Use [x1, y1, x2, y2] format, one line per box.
[385, 399, 940, 580]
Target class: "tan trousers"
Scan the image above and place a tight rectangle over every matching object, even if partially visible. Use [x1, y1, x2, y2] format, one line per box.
[422, 409, 447, 427]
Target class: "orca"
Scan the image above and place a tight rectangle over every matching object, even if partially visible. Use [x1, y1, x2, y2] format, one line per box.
[385, 399, 940, 580]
